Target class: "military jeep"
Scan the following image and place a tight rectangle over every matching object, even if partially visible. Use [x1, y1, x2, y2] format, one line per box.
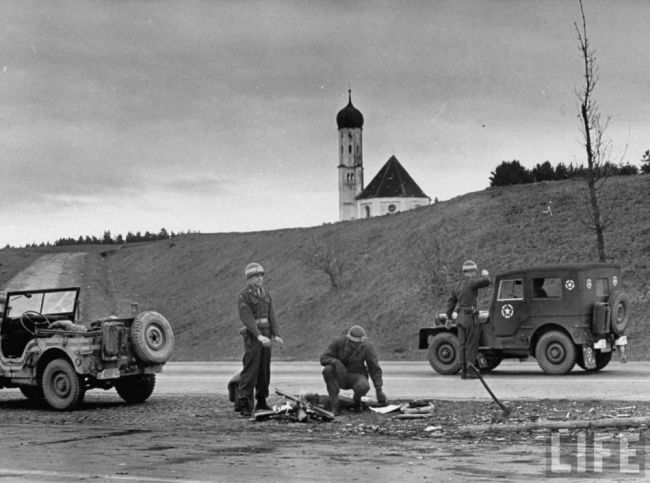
[419, 263, 630, 375]
[0, 287, 174, 410]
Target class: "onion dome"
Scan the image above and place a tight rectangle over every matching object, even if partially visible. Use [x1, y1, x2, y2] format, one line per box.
[336, 90, 364, 129]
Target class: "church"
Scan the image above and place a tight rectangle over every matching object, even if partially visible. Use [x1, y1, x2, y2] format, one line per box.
[336, 91, 431, 221]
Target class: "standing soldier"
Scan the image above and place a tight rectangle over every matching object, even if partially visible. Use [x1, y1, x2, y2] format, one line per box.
[236, 262, 283, 416]
[446, 260, 491, 379]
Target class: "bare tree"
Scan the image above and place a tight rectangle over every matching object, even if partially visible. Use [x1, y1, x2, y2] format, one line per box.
[408, 226, 461, 310]
[298, 235, 348, 291]
[574, 0, 615, 262]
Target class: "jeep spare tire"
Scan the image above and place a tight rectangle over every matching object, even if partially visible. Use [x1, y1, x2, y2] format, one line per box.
[608, 291, 630, 336]
[130, 311, 175, 364]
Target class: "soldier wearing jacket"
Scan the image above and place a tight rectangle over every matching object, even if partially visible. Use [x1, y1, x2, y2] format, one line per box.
[236, 262, 283, 416]
[320, 325, 386, 415]
[446, 260, 491, 379]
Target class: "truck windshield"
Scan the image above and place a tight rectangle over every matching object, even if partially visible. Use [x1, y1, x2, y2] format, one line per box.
[6, 290, 77, 318]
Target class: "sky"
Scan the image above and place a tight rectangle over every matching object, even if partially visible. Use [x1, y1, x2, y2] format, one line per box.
[2, 1, 649, 247]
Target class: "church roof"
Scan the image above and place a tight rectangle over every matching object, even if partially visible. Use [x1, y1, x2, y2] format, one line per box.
[357, 155, 429, 200]
[336, 90, 364, 129]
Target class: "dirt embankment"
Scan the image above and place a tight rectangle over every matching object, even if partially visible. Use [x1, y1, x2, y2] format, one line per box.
[0, 251, 123, 324]
[1, 252, 86, 292]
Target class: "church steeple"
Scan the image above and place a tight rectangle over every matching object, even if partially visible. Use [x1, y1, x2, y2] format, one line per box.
[336, 89, 364, 129]
[337, 90, 364, 221]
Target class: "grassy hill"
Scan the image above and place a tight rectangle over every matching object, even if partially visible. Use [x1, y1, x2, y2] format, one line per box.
[1, 175, 649, 361]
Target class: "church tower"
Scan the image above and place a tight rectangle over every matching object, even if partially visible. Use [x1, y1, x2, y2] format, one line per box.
[336, 90, 364, 221]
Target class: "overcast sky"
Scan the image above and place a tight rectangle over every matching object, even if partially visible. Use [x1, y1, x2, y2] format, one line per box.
[2, 1, 649, 247]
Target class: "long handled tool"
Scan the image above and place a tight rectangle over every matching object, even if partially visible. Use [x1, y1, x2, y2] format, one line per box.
[468, 363, 512, 419]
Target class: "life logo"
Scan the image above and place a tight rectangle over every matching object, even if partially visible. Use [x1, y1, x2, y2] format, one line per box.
[501, 304, 514, 319]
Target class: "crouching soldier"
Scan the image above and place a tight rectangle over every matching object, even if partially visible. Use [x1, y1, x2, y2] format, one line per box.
[320, 325, 386, 415]
[235, 262, 283, 417]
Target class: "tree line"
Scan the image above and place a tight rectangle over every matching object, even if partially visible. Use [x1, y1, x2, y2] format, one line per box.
[489, 152, 649, 187]
[17, 228, 200, 248]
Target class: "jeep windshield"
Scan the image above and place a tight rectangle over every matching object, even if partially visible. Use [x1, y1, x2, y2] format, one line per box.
[3, 288, 80, 321]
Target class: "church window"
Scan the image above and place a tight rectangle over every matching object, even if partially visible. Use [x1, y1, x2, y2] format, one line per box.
[388, 204, 397, 213]
[348, 145, 352, 153]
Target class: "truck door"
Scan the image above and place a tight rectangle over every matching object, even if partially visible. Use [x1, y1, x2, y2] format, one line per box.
[493, 278, 528, 337]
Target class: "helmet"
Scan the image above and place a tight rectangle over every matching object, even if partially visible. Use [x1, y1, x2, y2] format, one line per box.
[244, 262, 265, 278]
[462, 260, 478, 272]
[347, 325, 367, 343]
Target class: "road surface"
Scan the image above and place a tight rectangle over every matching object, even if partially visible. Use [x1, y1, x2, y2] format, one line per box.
[158, 359, 649, 401]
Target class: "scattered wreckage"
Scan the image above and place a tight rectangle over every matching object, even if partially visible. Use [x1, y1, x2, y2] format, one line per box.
[0, 287, 174, 410]
[249, 388, 436, 423]
[419, 263, 630, 375]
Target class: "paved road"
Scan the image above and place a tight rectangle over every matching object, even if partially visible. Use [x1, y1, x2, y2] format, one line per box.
[157, 359, 650, 401]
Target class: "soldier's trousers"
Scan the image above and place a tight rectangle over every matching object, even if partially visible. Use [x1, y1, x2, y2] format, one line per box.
[238, 329, 272, 405]
[458, 320, 480, 372]
[322, 364, 370, 401]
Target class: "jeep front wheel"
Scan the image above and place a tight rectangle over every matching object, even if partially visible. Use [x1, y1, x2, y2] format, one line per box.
[130, 311, 175, 364]
[115, 374, 156, 403]
[535, 331, 576, 375]
[41, 358, 84, 410]
[427, 332, 461, 375]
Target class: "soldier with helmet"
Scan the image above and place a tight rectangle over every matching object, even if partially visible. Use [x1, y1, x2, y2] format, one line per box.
[446, 260, 491, 379]
[320, 325, 386, 415]
[236, 262, 283, 416]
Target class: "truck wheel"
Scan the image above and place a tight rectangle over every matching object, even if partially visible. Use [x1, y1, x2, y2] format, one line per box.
[608, 291, 630, 336]
[535, 331, 576, 375]
[576, 350, 612, 372]
[115, 374, 156, 403]
[480, 353, 503, 373]
[427, 332, 461, 375]
[41, 358, 84, 410]
[130, 312, 175, 364]
[20, 385, 44, 403]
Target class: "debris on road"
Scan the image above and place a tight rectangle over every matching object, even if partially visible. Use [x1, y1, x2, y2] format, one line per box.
[399, 401, 436, 415]
[458, 416, 650, 436]
[251, 389, 335, 422]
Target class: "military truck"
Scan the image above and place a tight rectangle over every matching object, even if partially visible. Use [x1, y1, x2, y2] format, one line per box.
[0, 287, 174, 410]
[419, 263, 630, 375]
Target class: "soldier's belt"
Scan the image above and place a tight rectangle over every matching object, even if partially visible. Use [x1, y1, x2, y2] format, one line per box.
[256, 318, 270, 328]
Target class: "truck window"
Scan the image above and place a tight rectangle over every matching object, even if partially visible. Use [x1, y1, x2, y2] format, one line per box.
[594, 278, 609, 297]
[497, 279, 523, 301]
[533, 277, 562, 299]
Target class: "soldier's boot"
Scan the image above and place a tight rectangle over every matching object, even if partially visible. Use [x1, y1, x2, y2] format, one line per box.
[351, 397, 366, 413]
[255, 398, 271, 411]
[238, 398, 253, 417]
[330, 396, 341, 416]
[464, 364, 479, 379]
